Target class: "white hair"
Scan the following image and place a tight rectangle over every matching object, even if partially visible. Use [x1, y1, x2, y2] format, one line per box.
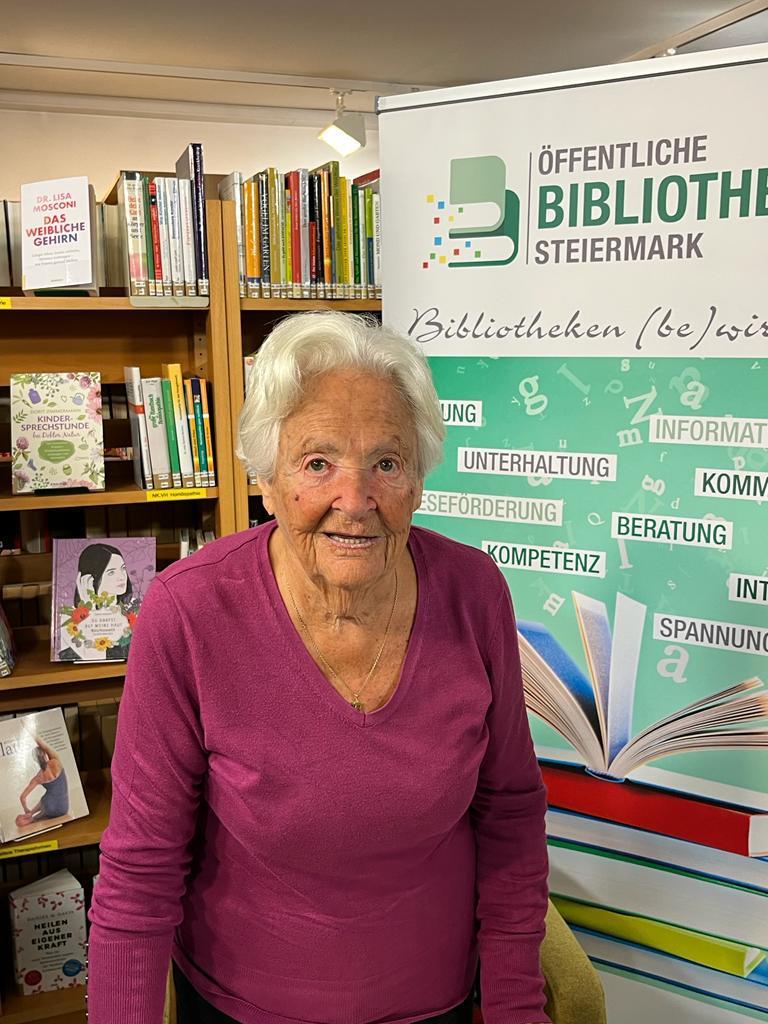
[236, 311, 445, 482]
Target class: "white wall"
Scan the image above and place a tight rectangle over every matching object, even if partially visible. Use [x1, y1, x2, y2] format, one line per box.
[0, 110, 380, 198]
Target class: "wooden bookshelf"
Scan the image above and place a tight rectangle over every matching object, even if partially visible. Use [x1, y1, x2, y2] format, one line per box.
[0, 294, 209, 312]
[0, 546, 179, 586]
[0, 203, 238, 1024]
[0, 200, 235, 537]
[0, 294, 137, 311]
[1, 627, 126, 692]
[0, 772, 110, 1022]
[220, 200, 382, 531]
[0, 481, 219, 512]
[0, 679, 125, 716]
[0, 983, 85, 1024]
[0, 198, 239, 1024]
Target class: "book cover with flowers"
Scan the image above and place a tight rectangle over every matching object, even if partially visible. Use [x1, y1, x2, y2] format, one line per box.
[10, 372, 104, 494]
[10, 868, 86, 994]
[50, 537, 155, 663]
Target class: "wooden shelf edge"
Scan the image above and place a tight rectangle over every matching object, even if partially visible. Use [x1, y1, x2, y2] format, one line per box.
[0, 663, 126, 692]
[0, 978, 85, 1022]
[0, 681, 124, 716]
[0, 485, 218, 512]
[0, 770, 111, 861]
[241, 298, 381, 312]
[0, 295, 208, 311]
[129, 295, 209, 310]
[3, 627, 127, 692]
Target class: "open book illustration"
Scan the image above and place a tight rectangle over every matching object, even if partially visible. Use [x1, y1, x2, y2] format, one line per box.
[518, 591, 768, 780]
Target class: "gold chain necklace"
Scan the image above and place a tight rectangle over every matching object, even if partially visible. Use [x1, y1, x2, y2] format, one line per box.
[285, 571, 399, 712]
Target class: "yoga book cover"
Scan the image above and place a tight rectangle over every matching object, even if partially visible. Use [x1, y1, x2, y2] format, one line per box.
[0, 708, 89, 844]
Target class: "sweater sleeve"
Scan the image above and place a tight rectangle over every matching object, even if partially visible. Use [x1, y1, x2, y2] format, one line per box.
[471, 578, 551, 1024]
[87, 578, 207, 1024]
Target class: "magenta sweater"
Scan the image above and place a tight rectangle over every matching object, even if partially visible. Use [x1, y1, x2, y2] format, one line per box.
[87, 523, 550, 1024]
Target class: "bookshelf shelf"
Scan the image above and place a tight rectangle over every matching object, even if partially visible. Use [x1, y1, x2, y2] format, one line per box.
[0, 295, 210, 312]
[240, 299, 381, 312]
[0, 546, 179, 589]
[0, 772, 110, 1022]
[0, 681, 125, 717]
[2, 627, 126, 692]
[0, 295, 136, 311]
[0, 197, 236, 1024]
[0, 199, 236, 538]
[0, 982, 85, 1023]
[0, 482, 219, 512]
[0, 770, 111, 860]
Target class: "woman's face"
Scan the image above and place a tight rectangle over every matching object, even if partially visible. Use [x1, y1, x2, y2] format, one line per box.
[98, 555, 128, 596]
[259, 369, 424, 595]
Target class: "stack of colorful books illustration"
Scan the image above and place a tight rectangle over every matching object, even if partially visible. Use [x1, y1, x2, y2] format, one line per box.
[519, 590, 768, 1021]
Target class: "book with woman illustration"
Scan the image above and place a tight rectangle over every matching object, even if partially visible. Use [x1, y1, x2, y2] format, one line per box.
[50, 538, 156, 662]
[519, 590, 768, 804]
[0, 708, 89, 844]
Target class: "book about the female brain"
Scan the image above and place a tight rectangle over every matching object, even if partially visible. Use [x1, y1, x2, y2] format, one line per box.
[10, 372, 104, 493]
[51, 537, 155, 663]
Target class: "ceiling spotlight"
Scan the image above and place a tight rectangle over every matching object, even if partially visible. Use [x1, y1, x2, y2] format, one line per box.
[665, 46, 677, 56]
[318, 90, 366, 156]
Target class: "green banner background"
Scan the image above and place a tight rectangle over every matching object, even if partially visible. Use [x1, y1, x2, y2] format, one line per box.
[415, 356, 768, 801]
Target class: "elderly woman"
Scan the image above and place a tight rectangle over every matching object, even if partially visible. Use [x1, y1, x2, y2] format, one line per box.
[87, 312, 550, 1024]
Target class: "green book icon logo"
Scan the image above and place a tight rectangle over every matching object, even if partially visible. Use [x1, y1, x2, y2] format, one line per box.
[448, 155, 520, 267]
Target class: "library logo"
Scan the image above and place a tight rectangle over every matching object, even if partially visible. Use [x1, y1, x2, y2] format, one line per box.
[423, 155, 520, 269]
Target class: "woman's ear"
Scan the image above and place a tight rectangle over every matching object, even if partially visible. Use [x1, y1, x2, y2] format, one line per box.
[258, 477, 275, 516]
[411, 481, 424, 514]
[77, 573, 94, 602]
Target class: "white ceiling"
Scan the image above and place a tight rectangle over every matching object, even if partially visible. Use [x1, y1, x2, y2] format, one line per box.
[0, 1, 762, 119]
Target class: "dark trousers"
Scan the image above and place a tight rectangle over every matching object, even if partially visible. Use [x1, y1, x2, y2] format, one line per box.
[172, 963, 475, 1024]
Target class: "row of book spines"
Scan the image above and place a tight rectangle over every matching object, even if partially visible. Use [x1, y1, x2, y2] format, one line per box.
[117, 154, 208, 298]
[126, 366, 216, 490]
[118, 173, 196, 298]
[223, 165, 382, 300]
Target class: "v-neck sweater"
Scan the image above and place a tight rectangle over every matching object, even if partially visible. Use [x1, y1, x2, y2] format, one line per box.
[87, 522, 550, 1024]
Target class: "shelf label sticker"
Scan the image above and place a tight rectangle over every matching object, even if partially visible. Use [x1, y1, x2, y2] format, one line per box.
[0, 297, 12, 309]
[146, 487, 208, 502]
[0, 839, 59, 859]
